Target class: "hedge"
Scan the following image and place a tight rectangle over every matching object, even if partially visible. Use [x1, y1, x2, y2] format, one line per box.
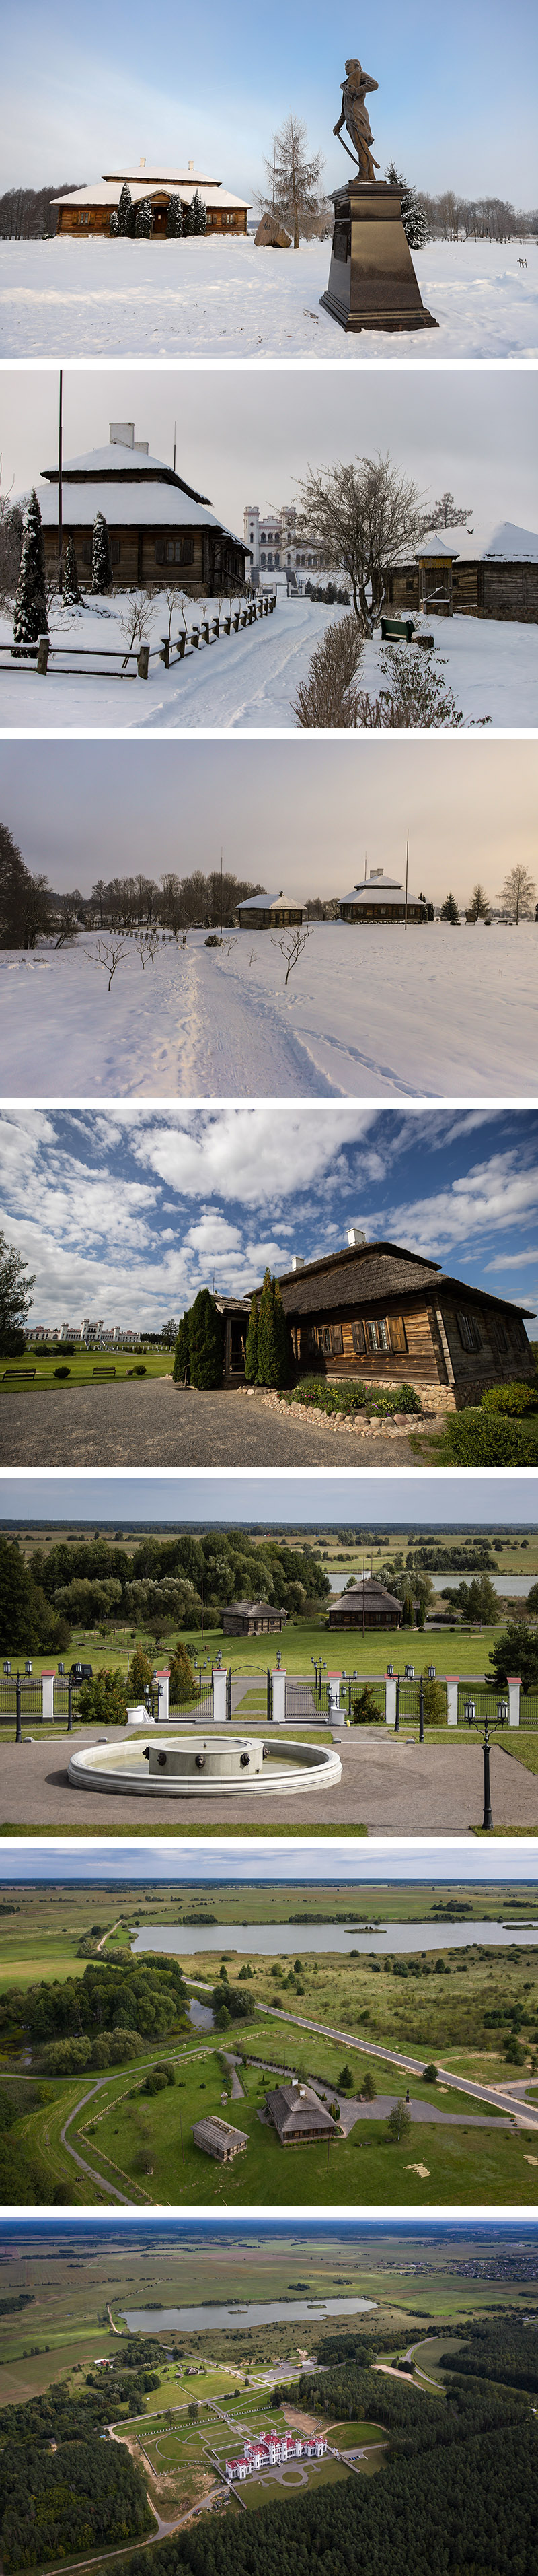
[438, 1409, 538, 1466]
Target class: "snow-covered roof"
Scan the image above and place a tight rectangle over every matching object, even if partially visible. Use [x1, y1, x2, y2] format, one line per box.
[237, 891, 305, 913]
[340, 880, 425, 907]
[40, 444, 208, 488]
[52, 173, 250, 211]
[32, 481, 237, 536]
[416, 518, 538, 563]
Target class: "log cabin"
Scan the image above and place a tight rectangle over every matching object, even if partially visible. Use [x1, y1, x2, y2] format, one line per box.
[339, 869, 432, 923]
[52, 159, 249, 237]
[223, 1599, 288, 1636]
[32, 419, 250, 592]
[266, 2082, 336, 2145]
[330, 1577, 404, 1630]
[386, 518, 538, 623]
[236, 891, 305, 928]
[215, 1231, 535, 1407]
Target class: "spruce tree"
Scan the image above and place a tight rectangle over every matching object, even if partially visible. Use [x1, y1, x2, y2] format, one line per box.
[12, 489, 48, 646]
[440, 891, 460, 922]
[256, 1269, 278, 1385]
[244, 1292, 259, 1383]
[273, 1279, 292, 1386]
[128, 1641, 154, 1700]
[63, 533, 82, 606]
[169, 1640, 196, 1705]
[385, 161, 428, 249]
[467, 882, 490, 921]
[135, 197, 153, 238]
[183, 197, 196, 236]
[91, 512, 113, 594]
[173, 1313, 191, 1382]
[117, 184, 134, 238]
[192, 189, 206, 236]
[188, 1288, 224, 1388]
[166, 195, 184, 238]
[110, 211, 119, 236]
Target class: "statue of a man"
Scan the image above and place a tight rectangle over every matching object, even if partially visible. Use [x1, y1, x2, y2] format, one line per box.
[334, 58, 379, 180]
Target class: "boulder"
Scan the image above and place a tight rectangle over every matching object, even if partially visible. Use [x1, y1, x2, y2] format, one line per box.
[254, 212, 292, 249]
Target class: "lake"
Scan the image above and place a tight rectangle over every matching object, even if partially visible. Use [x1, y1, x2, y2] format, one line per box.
[120, 2294, 376, 2334]
[132, 1919, 538, 1960]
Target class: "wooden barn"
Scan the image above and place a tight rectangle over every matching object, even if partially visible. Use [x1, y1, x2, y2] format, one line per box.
[339, 870, 431, 923]
[33, 419, 250, 592]
[385, 518, 538, 624]
[52, 159, 249, 237]
[236, 891, 305, 928]
[223, 1599, 287, 1636]
[330, 1576, 403, 1630]
[192, 2117, 248, 2164]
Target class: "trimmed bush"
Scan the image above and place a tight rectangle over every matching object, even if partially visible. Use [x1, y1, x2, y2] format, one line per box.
[422, 1677, 447, 1726]
[481, 1380, 538, 1417]
[188, 1288, 224, 1389]
[287, 1377, 422, 1418]
[173, 1315, 190, 1383]
[439, 1409, 538, 1467]
[169, 1640, 196, 1705]
[351, 1685, 384, 1726]
[77, 1669, 128, 1725]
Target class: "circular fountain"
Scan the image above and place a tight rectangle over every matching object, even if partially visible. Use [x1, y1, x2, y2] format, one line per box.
[67, 1732, 342, 1800]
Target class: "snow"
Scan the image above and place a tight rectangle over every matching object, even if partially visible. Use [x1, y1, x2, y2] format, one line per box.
[418, 519, 538, 563]
[0, 236, 537, 360]
[0, 921, 535, 1101]
[1, 590, 537, 729]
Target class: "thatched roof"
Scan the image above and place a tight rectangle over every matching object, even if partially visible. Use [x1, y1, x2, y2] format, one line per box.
[266, 2082, 336, 2141]
[331, 1578, 403, 1615]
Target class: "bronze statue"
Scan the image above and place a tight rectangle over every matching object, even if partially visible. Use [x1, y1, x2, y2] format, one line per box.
[334, 58, 379, 180]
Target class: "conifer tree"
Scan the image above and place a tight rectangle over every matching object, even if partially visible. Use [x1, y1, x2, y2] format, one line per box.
[63, 533, 82, 606]
[467, 882, 490, 921]
[117, 184, 134, 237]
[169, 1640, 196, 1704]
[183, 197, 196, 236]
[128, 1640, 154, 1700]
[244, 1292, 259, 1383]
[256, 1269, 278, 1385]
[385, 162, 428, 248]
[12, 489, 48, 646]
[110, 211, 119, 236]
[166, 195, 184, 238]
[273, 1279, 292, 1385]
[440, 891, 460, 921]
[134, 197, 153, 238]
[188, 1288, 224, 1387]
[173, 1314, 191, 1382]
[192, 189, 206, 235]
[91, 512, 113, 594]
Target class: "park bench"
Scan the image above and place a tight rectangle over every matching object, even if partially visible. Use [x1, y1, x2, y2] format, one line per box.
[1, 1368, 36, 1381]
[381, 616, 416, 642]
[91, 1364, 116, 1379]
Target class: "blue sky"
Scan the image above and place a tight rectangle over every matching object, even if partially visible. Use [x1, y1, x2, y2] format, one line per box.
[1, 1839, 537, 1888]
[1, 1470, 537, 1525]
[1, 1105, 537, 1329]
[3, 0, 537, 200]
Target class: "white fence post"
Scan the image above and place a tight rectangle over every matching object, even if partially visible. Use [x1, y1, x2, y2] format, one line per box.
[385, 1673, 397, 1729]
[271, 1669, 286, 1724]
[508, 1674, 521, 1728]
[212, 1667, 229, 1725]
[41, 1669, 56, 1722]
[446, 1675, 459, 1728]
[155, 1667, 170, 1722]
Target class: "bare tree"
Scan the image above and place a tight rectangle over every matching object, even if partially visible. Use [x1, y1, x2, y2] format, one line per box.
[87, 936, 128, 990]
[295, 452, 422, 634]
[258, 113, 324, 249]
[54, 891, 83, 946]
[293, 613, 364, 726]
[498, 862, 536, 922]
[272, 924, 313, 985]
[119, 588, 153, 670]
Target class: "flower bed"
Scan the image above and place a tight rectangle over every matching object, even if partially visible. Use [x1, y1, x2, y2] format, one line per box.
[283, 1378, 422, 1420]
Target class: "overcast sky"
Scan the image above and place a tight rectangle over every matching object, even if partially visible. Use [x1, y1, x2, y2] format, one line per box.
[1, 1470, 537, 1524]
[3, 0, 537, 201]
[1, 1105, 537, 1326]
[1, 738, 536, 910]
[3, 370, 538, 564]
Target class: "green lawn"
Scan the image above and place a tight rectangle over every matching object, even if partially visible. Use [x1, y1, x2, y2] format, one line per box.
[0, 1352, 172, 1391]
[325, 2418, 387, 2445]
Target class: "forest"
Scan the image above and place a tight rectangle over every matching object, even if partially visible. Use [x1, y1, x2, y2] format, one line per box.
[0, 1954, 188, 2067]
[25, 1529, 330, 1635]
[440, 2316, 538, 2396]
[103, 2373, 535, 2576]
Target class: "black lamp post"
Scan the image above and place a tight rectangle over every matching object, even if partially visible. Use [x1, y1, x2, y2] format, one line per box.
[395, 1673, 400, 1734]
[419, 1675, 424, 1743]
[67, 1675, 73, 1733]
[463, 1696, 508, 1831]
[15, 1671, 22, 1743]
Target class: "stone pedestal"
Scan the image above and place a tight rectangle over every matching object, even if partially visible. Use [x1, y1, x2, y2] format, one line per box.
[320, 182, 438, 334]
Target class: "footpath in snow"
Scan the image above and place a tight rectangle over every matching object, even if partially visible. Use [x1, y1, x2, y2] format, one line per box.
[0, 236, 537, 361]
[0, 921, 535, 1101]
[1, 593, 536, 730]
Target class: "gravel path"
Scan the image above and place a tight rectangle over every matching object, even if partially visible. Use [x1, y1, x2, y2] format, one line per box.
[2, 1728, 538, 1834]
[0, 1381, 420, 1467]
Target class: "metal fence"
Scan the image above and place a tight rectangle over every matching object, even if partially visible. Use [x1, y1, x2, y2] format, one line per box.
[457, 1683, 509, 1725]
[169, 1689, 213, 1722]
[521, 1692, 538, 1728]
[284, 1679, 318, 1720]
[0, 1677, 44, 1717]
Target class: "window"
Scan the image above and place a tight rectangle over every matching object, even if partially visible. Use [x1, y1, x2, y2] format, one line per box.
[322, 1326, 332, 1354]
[351, 1319, 365, 1354]
[456, 1311, 482, 1353]
[364, 1317, 391, 1354]
[155, 537, 194, 567]
[330, 1324, 344, 1355]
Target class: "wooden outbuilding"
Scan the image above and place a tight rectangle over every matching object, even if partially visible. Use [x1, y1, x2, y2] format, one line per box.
[192, 2116, 248, 2163]
[223, 1599, 287, 1636]
[236, 891, 305, 928]
[330, 1577, 403, 1630]
[274, 1237, 536, 1411]
[385, 518, 538, 624]
[266, 2081, 337, 2146]
[52, 160, 249, 237]
[32, 418, 250, 592]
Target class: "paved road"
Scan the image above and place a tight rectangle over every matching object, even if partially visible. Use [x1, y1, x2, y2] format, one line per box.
[0, 1381, 420, 1467]
[262, 2001, 538, 2127]
[3, 1727, 538, 1834]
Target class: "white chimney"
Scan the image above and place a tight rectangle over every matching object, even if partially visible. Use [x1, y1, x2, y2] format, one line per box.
[291, 1255, 305, 1272]
[133, 441, 149, 454]
[189, 159, 194, 172]
[139, 156, 146, 169]
[110, 421, 134, 447]
[347, 1226, 367, 1248]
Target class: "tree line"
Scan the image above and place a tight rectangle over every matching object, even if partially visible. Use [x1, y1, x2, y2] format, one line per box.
[0, 819, 262, 946]
[0, 2416, 151, 2571]
[0, 1953, 188, 2066]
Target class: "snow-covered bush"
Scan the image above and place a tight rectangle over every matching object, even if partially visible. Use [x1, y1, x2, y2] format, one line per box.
[13, 489, 48, 646]
[91, 512, 112, 594]
[166, 195, 183, 238]
[134, 197, 153, 238]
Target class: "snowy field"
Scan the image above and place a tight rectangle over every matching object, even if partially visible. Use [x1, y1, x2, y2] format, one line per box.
[1, 592, 536, 731]
[0, 235, 537, 361]
[1, 921, 536, 1100]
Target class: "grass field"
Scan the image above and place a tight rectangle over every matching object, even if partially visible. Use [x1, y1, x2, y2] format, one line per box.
[0, 1353, 172, 1392]
[9, 1520, 538, 1580]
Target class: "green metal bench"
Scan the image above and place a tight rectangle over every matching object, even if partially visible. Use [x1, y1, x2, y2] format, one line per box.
[381, 616, 415, 642]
